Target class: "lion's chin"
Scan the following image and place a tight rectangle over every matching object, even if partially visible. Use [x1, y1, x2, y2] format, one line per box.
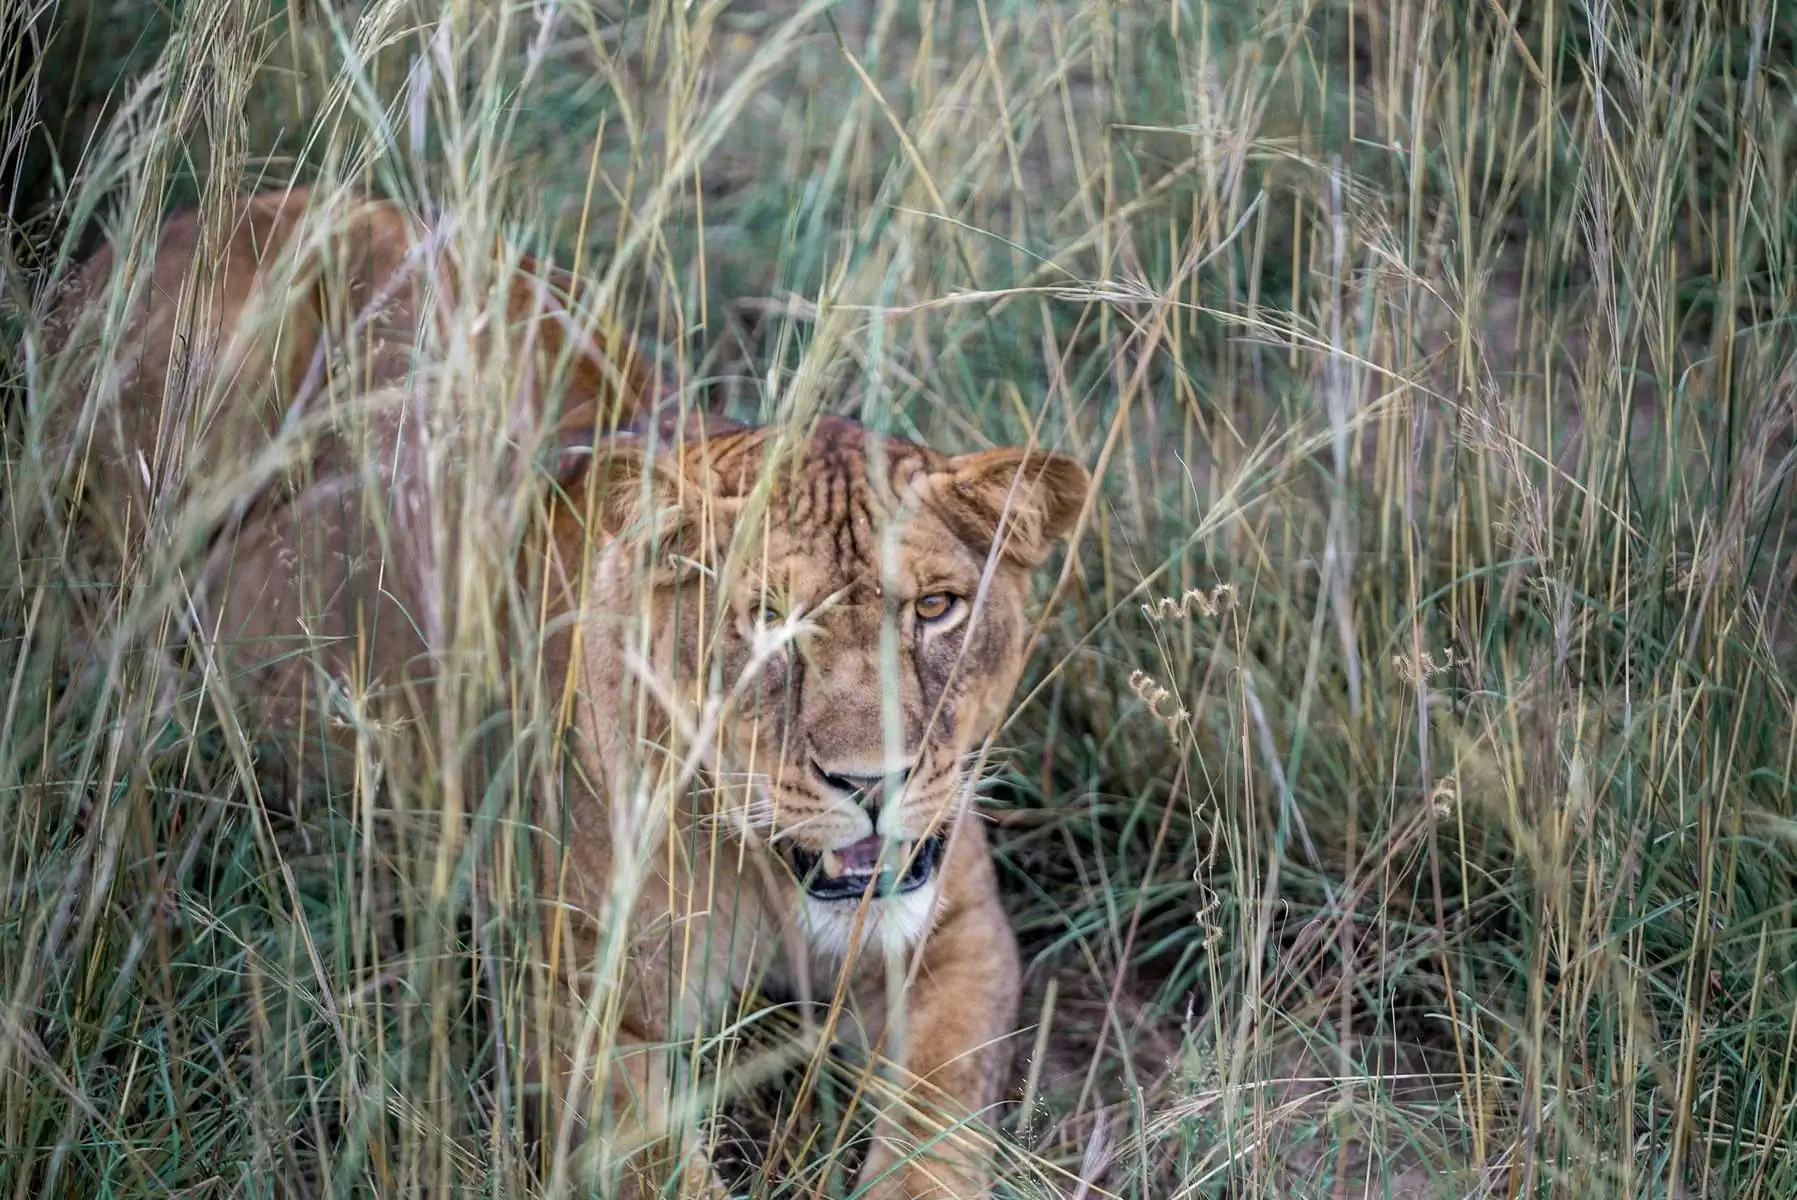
[776, 830, 949, 959]
[795, 873, 942, 960]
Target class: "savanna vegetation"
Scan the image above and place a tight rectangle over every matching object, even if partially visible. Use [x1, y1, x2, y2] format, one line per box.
[4, 0, 1796, 1196]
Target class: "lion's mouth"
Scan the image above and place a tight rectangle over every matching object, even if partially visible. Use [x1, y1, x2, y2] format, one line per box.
[787, 833, 946, 902]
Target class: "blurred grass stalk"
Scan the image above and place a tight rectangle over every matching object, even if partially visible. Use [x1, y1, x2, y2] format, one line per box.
[4, 0, 1796, 1197]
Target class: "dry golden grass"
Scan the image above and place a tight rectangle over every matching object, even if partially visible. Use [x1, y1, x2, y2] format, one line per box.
[4, 1, 1796, 1197]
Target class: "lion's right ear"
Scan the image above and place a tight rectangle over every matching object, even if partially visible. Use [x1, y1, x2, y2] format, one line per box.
[501, 254, 659, 485]
[558, 434, 693, 548]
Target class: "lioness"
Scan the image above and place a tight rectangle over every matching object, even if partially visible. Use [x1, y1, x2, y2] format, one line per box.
[46, 189, 1089, 1199]
[535, 405, 1086, 1197]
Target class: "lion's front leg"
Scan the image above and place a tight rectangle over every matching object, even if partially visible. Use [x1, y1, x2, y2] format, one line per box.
[529, 899, 737, 1199]
[854, 836, 1021, 1199]
[531, 1008, 732, 1200]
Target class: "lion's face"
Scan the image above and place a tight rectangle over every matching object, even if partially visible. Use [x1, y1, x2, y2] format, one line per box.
[598, 414, 1086, 954]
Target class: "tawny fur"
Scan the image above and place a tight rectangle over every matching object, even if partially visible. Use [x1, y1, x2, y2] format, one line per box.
[43, 185, 648, 762]
[47, 188, 1089, 1200]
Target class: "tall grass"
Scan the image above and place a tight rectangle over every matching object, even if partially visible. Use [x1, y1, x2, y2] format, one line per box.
[4, 0, 1796, 1196]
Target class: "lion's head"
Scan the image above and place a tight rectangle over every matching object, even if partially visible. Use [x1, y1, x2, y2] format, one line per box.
[575, 412, 1088, 954]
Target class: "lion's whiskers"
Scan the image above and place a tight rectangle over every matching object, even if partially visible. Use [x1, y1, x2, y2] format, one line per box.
[696, 773, 776, 833]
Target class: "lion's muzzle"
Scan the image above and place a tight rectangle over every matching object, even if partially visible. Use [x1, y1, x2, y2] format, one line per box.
[787, 832, 946, 902]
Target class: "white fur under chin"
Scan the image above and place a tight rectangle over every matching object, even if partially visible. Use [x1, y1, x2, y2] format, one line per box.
[800, 877, 941, 962]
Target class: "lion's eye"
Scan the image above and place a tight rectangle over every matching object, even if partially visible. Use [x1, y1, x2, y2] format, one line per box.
[914, 593, 959, 624]
[754, 597, 784, 625]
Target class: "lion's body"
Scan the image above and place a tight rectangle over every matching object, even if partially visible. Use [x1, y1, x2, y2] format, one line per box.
[46, 189, 1088, 1199]
[532, 415, 1057, 1197]
[44, 187, 646, 751]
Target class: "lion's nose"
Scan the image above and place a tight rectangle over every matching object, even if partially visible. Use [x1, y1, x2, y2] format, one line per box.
[811, 759, 913, 806]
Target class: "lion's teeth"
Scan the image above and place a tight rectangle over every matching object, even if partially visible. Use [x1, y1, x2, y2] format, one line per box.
[822, 849, 845, 878]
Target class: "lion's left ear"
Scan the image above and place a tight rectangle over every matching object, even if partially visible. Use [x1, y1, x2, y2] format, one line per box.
[934, 445, 1090, 567]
